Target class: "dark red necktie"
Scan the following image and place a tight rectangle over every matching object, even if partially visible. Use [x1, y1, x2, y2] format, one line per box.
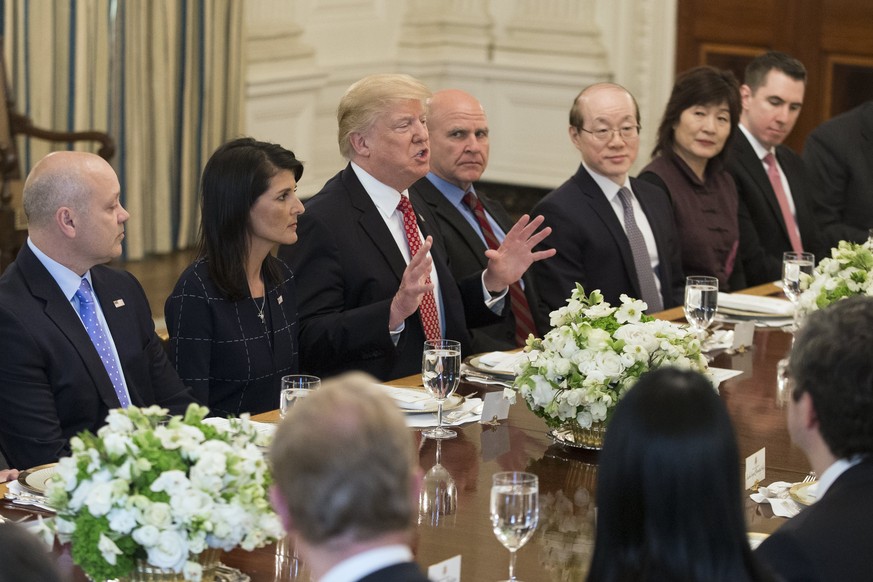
[397, 195, 441, 341]
[462, 191, 537, 346]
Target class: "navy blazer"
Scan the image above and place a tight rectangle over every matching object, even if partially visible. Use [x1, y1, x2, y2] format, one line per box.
[164, 257, 299, 416]
[756, 459, 873, 581]
[409, 177, 548, 351]
[804, 101, 873, 248]
[0, 244, 193, 468]
[531, 164, 684, 317]
[729, 131, 824, 285]
[278, 164, 500, 381]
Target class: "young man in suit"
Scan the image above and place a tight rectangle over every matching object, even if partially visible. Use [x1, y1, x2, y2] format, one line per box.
[755, 297, 873, 580]
[270, 373, 430, 582]
[729, 51, 823, 285]
[803, 100, 873, 249]
[409, 89, 548, 351]
[532, 82, 684, 315]
[0, 152, 193, 469]
[280, 74, 553, 381]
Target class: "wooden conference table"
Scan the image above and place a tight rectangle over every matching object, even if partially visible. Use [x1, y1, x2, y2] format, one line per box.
[1, 284, 807, 581]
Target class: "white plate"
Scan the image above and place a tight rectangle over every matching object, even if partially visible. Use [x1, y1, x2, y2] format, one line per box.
[402, 393, 465, 415]
[17, 463, 57, 495]
[466, 355, 518, 379]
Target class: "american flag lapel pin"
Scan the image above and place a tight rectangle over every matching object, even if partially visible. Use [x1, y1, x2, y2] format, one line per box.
[113, 299, 125, 308]
[277, 295, 284, 305]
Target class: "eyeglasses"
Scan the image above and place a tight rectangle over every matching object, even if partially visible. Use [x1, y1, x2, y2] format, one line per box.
[578, 125, 640, 141]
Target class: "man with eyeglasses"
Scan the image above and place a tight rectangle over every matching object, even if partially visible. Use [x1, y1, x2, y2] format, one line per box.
[532, 82, 684, 315]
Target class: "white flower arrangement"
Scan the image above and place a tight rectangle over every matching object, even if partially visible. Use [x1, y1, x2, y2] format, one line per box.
[510, 286, 709, 431]
[798, 239, 873, 314]
[46, 404, 284, 582]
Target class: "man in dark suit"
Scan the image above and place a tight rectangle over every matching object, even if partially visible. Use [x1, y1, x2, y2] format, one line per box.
[0, 152, 193, 469]
[755, 297, 873, 581]
[729, 51, 823, 285]
[410, 89, 548, 351]
[270, 373, 430, 582]
[532, 83, 684, 316]
[803, 100, 873, 249]
[280, 74, 553, 381]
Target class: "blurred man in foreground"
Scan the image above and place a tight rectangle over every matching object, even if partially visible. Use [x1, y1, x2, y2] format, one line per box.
[270, 373, 429, 582]
[756, 297, 873, 580]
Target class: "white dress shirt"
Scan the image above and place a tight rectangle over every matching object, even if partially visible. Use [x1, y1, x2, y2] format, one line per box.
[319, 544, 414, 582]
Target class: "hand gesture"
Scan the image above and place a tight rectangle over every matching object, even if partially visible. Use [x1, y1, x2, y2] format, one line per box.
[390, 236, 435, 329]
[482, 214, 555, 292]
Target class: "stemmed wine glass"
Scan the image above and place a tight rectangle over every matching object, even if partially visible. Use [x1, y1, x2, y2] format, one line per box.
[684, 276, 719, 340]
[490, 471, 539, 582]
[421, 339, 461, 440]
[782, 251, 814, 332]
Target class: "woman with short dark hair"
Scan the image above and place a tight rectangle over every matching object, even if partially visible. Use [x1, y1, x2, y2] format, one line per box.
[165, 137, 304, 415]
[639, 66, 745, 290]
[587, 368, 773, 582]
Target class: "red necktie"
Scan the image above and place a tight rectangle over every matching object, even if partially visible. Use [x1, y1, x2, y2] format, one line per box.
[462, 191, 537, 346]
[763, 153, 803, 253]
[397, 195, 441, 341]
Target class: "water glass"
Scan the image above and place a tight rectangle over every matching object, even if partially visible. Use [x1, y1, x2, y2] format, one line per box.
[490, 471, 539, 582]
[782, 252, 814, 331]
[421, 339, 461, 440]
[279, 375, 321, 418]
[684, 276, 718, 337]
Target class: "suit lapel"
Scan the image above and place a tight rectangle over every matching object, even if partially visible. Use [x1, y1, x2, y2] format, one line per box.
[413, 179, 489, 269]
[18, 246, 122, 408]
[736, 134, 791, 240]
[573, 167, 642, 298]
[342, 166, 408, 281]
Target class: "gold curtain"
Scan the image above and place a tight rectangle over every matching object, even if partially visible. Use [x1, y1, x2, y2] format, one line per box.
[3, 0, 243, 259]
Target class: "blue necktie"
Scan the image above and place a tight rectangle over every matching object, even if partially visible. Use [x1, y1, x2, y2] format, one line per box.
[75, 278, 130, 408]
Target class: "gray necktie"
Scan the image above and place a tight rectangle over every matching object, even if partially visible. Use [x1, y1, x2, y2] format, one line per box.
[617, 187, 663, 312]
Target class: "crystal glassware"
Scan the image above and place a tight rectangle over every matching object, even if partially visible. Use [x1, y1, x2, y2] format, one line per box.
[782, 251, 814, 332]
[684, 276, 718, 339]
[279, 375, 321, 419]
[421, 339, 461, 440]
[490, 471, 539, 582]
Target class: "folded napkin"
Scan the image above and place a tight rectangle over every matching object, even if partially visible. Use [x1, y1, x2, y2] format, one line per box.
[405, 398, 484, 429]
[701, 329, 733, 352]
[376, 384, 435, 411]
[4, 481, 54, 512]
[718, 293, 794, 316]
[709, 367, 743, 386]
[476, 351, 527, 374]
[749, 481, 811, 518]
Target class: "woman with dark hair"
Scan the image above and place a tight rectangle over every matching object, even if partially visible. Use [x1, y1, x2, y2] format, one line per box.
[165, 137, 304, 415]
[587, 368, 773, 582]
[639, 66, 745, 290]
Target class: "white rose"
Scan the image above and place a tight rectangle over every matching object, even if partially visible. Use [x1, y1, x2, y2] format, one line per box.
[105, 409, 135, 433]
[593, 350, 624, 380]
[55, 456, 79, 492]
[132, 524, 160, 547]
[170, 489, 214, 521]
[146, 529, 189, 571]
[576, 409, 593, 428]
[589, 400, 608, 421]
[183, 561, 204, 582]
[102, 432, 134, 458]
[563, 388, 586, 407]
[150, 470, 190, 494]
[529, 375, 557, 408]
[141, 502, 174, 529]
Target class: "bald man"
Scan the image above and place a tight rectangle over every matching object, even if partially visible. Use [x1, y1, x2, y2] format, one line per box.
[409, 89, 549, 350]
[0, 152, 193, 469]
[532, 83, 684, 315]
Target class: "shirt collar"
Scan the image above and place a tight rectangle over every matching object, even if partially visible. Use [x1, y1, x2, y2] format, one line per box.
[582, 161, 632, 202]
[738, 123, 774, 161]
[815, 455, 864, 498]
[27, 237, 92, 302]
[426, 172, 469, 205]
[319, 544, 413, 582]
[351, 161, 406, 219]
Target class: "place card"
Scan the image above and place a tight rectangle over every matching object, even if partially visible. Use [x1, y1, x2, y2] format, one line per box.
[479, 391, 510, 424]
[745, 447, 766, 490]
[428, 554, 461, 582]
[731, 321, 755, 350]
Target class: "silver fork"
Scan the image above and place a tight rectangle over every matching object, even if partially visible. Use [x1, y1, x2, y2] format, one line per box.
[801, 471, 817, 483]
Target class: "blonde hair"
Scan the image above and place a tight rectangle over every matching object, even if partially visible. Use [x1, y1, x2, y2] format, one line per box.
[269, 373, 417, 543]
[337, 73, 431, 159]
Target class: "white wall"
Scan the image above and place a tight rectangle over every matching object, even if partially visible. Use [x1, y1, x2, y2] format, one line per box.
[244, 0, 677, 198]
